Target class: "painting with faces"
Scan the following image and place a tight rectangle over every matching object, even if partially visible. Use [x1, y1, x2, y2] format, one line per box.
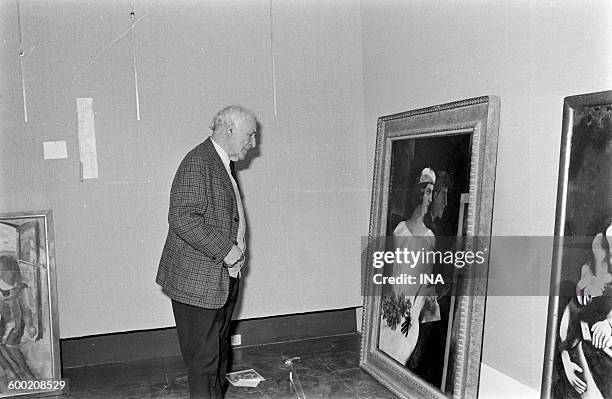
[0, 211, 63, 397]
[379, 133, 472, 390]
[543, 91, 612, 399]
[361, 97, 500, 399]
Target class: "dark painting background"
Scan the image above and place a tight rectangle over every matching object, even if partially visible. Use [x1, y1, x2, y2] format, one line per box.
[552, 103, 612, 399]
[383, 133, 472, 390]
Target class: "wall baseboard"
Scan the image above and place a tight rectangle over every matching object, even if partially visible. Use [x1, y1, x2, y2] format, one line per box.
[61, 307, 358, 369]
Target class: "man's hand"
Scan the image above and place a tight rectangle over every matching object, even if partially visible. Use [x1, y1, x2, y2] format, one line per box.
[224, 245, 244, 266]
[400, 317, 410, 337]
[591, 319, 612, 349]
[561, 351, 586, 395]
[228, 257, 245, 278]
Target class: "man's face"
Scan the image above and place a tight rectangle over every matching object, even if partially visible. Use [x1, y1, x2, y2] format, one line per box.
[422, 183, 434, 210]
[227, 118, 257, 161]
[430, 187, 448, 220]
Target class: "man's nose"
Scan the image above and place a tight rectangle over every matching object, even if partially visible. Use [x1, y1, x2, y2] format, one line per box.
[250, 137, 256, 148]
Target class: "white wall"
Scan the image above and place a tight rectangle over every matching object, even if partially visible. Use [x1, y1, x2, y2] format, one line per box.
[0, 0, 368, 338]
[360, 0, 612, 392]
[3, 0, 612, 394]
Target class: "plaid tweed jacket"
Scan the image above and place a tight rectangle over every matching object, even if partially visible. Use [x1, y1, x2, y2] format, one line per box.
[156, 137, 239, 309]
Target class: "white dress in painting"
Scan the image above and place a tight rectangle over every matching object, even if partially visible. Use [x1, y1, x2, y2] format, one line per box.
[378, 221, 441, 366]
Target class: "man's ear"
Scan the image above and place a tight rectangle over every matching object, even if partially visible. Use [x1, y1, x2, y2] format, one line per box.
[226, 122, 235, 136]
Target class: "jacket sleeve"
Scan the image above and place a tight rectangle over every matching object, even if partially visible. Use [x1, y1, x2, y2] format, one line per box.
[167, 153, 233, 262]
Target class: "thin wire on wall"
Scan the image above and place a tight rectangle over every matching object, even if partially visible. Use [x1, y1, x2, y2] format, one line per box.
[72, 13, 147, 81]
[131, 1, 141, 121]
[269, 0, 277, 117]
[16, 0, 28, 122]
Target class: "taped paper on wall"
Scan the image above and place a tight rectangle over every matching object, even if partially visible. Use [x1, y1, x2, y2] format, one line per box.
[76, 98, 99, 179]
[43, 141, 68, 159]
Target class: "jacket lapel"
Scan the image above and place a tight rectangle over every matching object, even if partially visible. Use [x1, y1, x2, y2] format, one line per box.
[201, 137, 235, 197]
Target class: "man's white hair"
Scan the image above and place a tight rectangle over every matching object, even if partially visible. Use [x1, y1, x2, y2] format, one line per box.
[210, 105, 256, 133]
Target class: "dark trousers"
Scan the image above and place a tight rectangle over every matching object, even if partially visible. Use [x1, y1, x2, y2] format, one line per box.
[172, 277, 239, 399]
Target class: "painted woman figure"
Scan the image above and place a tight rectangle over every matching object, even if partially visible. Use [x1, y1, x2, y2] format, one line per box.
[379, 168, 441, 367]
[0, 255, 38, 389]
[559, 222, 612, 399]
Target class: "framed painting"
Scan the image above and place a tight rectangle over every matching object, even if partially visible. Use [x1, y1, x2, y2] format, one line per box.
[0, 211, 64, 397]
[360, 96, 501, 399]
[542, 90, 612, 399]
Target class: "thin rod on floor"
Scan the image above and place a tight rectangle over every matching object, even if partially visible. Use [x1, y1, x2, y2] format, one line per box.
[283, 356, 306, 399]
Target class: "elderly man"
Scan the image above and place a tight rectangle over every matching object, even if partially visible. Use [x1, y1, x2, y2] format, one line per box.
[156, 105, 257, 398]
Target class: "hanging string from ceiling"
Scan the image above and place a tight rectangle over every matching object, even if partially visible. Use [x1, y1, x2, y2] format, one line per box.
[130, 1, 140, 121]
[269, 0, 277, 117]
[16, 0, 28, 122]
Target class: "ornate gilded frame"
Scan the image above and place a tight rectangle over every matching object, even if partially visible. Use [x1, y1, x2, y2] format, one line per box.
[360, 96, 501, 399]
